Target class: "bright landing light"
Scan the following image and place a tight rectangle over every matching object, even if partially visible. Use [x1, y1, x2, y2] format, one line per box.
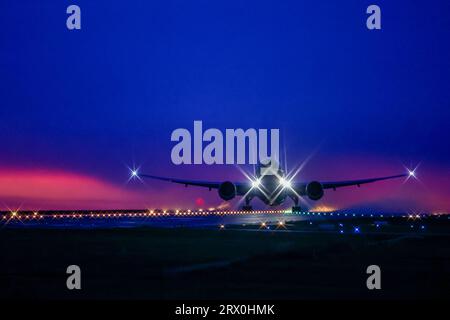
[131, 170, 139, 178]
[408, 169, 416, 178]
[252, 178, 261, 188]
[279, 177, 291, 188]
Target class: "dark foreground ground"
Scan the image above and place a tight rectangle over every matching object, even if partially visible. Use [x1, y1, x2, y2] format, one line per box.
[1, 216, 449, 299]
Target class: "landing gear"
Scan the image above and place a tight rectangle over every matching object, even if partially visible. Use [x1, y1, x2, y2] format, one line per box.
[289, 195, 302, 212]
[291, 206, 302, 213]
[242, 196, 253, 211]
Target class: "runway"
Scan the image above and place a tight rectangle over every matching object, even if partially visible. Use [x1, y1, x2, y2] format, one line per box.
[1, 209, 448, 234]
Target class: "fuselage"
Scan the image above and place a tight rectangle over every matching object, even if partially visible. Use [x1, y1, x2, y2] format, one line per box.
[252, 168, 289, 206]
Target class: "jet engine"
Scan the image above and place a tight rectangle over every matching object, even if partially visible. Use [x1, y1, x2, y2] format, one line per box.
[218, 181, 237, 201]
[306, 181, 324, 200]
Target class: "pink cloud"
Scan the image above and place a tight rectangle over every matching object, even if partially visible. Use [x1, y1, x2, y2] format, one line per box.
[0, 169, 147, 210]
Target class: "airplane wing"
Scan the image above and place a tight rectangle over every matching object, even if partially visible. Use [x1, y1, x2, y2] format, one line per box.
[139, 174, 251, 194]
[140, 173, 407, 194]
[320, 174, 407, 190]
[139, 174, 221, 189]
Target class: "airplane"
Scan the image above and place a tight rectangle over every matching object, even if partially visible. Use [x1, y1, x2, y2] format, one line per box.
[131, 163, 415, 212]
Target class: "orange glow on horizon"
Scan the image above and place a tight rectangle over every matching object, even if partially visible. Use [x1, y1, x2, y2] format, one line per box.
[310, 205, 337, 212]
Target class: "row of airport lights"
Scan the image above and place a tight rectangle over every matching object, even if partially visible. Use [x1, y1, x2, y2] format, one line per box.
[2, 209, 289, 220]
[0, 210, 438, 234]
[0, 210, 434, 221]
[292, 211, 426, 220]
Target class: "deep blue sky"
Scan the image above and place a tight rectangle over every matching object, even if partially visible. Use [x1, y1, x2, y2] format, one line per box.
[0, 1, 449, 210]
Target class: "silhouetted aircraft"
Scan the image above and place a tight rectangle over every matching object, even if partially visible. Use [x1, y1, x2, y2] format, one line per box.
[133, 163, 412, 211]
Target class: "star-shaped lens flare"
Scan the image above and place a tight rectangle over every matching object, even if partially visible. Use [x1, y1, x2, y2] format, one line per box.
[127, 165, 143, 183]
[278, 177, 292, 189]
[404, 163, 420, 183]
[251, 178, 261, 188]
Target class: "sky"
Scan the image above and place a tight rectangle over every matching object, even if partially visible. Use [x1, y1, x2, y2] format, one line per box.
[0, 0, 449, 212]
